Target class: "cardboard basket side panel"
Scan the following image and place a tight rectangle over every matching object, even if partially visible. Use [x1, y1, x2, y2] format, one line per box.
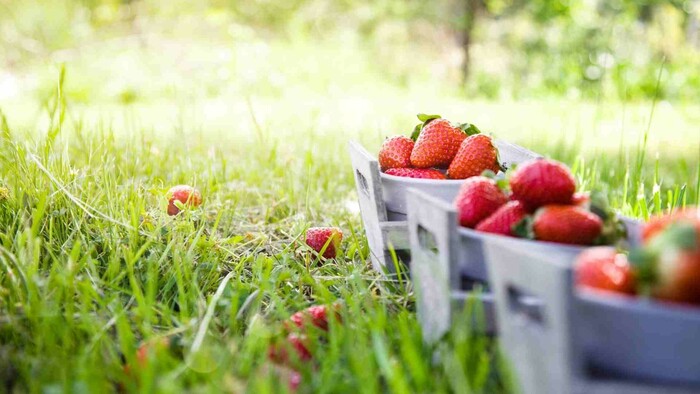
[348, 141, 391, 272]
[407, 189, 460, 343]
[485, 239, 579, 394]
[493, 139, 542, 169]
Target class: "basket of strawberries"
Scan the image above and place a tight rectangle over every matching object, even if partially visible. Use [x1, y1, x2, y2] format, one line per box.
[486, 208, 700, 393]
[349, 114, 539, 274]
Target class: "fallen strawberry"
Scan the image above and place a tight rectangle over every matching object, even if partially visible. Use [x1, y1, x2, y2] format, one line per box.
[631, 221, 700, 305]
[384, 168, 446, 179]
[123, 337, 172, 376]
[288, 305, 340, 331]
[410, 115, 479, 168]
[509, 159, 576, 210]
[575, 247, 636, 295]
[454, 176, 508, 228]
[447, 134, 501, 179]
[378, 136, 414, 171]
[166, 185, 203, 216]
[268, 333, 312, 365]
[305, 227, 343, 259]
[475, 200, 528, 237]
[532, 205, 603, 245]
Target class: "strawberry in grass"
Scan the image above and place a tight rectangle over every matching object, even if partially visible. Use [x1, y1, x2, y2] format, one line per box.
[378, 136, 414, 171]
[384, 168, 446, 179]
[575, 247, 636, 295]
[305, 227, 343, 259]
[166, 185, 203, 216]
[409, 114, 480, 168]
[287, 304, 341, 331]
[454, 176, 508, 228]
[475, 200, 529, 237]
[447, 134, 502, 179]
[509, 159, 576, 211]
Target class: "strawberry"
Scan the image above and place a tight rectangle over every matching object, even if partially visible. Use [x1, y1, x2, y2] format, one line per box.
[268, 334, 312, 364]
[166, 185, 203, 216]
[532, 205, 603, 245]
[509, 159, 576, 210]
[475, 200, 528, 237]
[447, 134, 501, 179]
[574, 247, 636, 295]
[305, 227, 343, 259]
[378, 136, 414, 170]
[632, 221, 700, 305]
[123, 337, 172, 376]
[384, 168, 446, 179]
[642, 207, 700, 243]
[571, 192, 590, 207]
[410, 116, 479, 168]
[288, 305, 340, 331]
[454, 176, 508, 228]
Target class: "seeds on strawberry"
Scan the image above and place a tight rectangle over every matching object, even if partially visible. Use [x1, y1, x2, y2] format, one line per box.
[475, 200, 528, 237]
[454, 176, 508, 228]
[166, 185, 203, 216]
[447, 134, 501, 179]
[533, 205, 603, 245]
[509, 159, 576, 210]
[575, 247, 636, 295]
[410, 118, 468, 168]
[378, 136, 414, 170]
[305, 227, 343, 259]
[384, 168, 446, 179]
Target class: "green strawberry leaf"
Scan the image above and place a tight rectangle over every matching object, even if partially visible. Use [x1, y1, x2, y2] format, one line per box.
[417, 113, 441, 122]
[650, 223, 698, 250]
[512, 216, 534, 239]
[628, 248, 658, 295]
[480, 170, 497, 179]
[458, 122, 481, 136]
[410, 124, 422, 141]
[589, 190, 611, 221]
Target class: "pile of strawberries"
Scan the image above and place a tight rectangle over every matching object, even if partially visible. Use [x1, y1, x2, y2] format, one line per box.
[455, 158, 621, 246]
[378, 114, 502, 180]
[576, 207, 700, 306]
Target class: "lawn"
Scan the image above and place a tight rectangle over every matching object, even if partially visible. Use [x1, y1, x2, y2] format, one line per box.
[1, 3, 700, 393]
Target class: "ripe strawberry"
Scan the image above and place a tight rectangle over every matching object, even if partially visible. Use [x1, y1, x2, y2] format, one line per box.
[475, 201, 528, 237]
[288, 305, 341, 331]
[642, 207, 700, 243]
[305, 227, 343, 259]
[454, 176, 508, 228]
[384, 168, 446, 179]
[166, 185, 203, 216]
[410, 118, 474, 168]
[123, 337, 171, 376]
[378, 136, 414, 170]
[268, 334, 312, 364]
[575, 247, 636, 295]
[571, 192, 590, 207]
[509, 159, 576, 210]
[447, 134, 501, 179]
[631, 223, 700, 304]
[532, 205, 603, 245]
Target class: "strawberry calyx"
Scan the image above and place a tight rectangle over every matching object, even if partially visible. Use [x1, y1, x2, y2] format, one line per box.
[587, 190, 628, 246]
[456, 122, 482, 136]
[512, 216, 534, 239]
[410, 113, 442, 141]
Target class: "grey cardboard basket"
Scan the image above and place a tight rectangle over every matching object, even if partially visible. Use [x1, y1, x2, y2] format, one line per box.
[483, 230, 700, 394]
[348, 139, 540, 275]
[406, 189, 498, 343]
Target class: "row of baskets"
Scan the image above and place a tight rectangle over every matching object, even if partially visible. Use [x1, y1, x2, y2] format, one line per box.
[349, 140, 700, 394]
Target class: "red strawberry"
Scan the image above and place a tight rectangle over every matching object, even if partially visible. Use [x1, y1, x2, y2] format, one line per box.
[378, 136, 414, 170]
[123, 337, 171, 376]
[575, 247, 636, 295]
[288, 305, 339, 331]
[305, 227, 343, 259]
[642, 207, 700, 243]
[571, 192, 590, 207]
[475, 201, 528, 237]
[533, 205, 603, 245]
[454, 176, 508, 228]
[410, 118, 471, 168]
[166, 185, 203, 216]
[384, 168, 446, 179]
[632, 222, 700, 304]
[268, 334, 312, 364]
[509, 159, 576, 210]
[447, 134, 501, 179]
[289, 370, 302, 391]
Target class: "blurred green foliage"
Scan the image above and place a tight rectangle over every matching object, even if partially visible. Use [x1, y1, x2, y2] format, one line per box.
[1, 0, 699, 101]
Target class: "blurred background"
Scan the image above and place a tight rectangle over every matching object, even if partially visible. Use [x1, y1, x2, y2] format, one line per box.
[0, 0, 698, 155]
